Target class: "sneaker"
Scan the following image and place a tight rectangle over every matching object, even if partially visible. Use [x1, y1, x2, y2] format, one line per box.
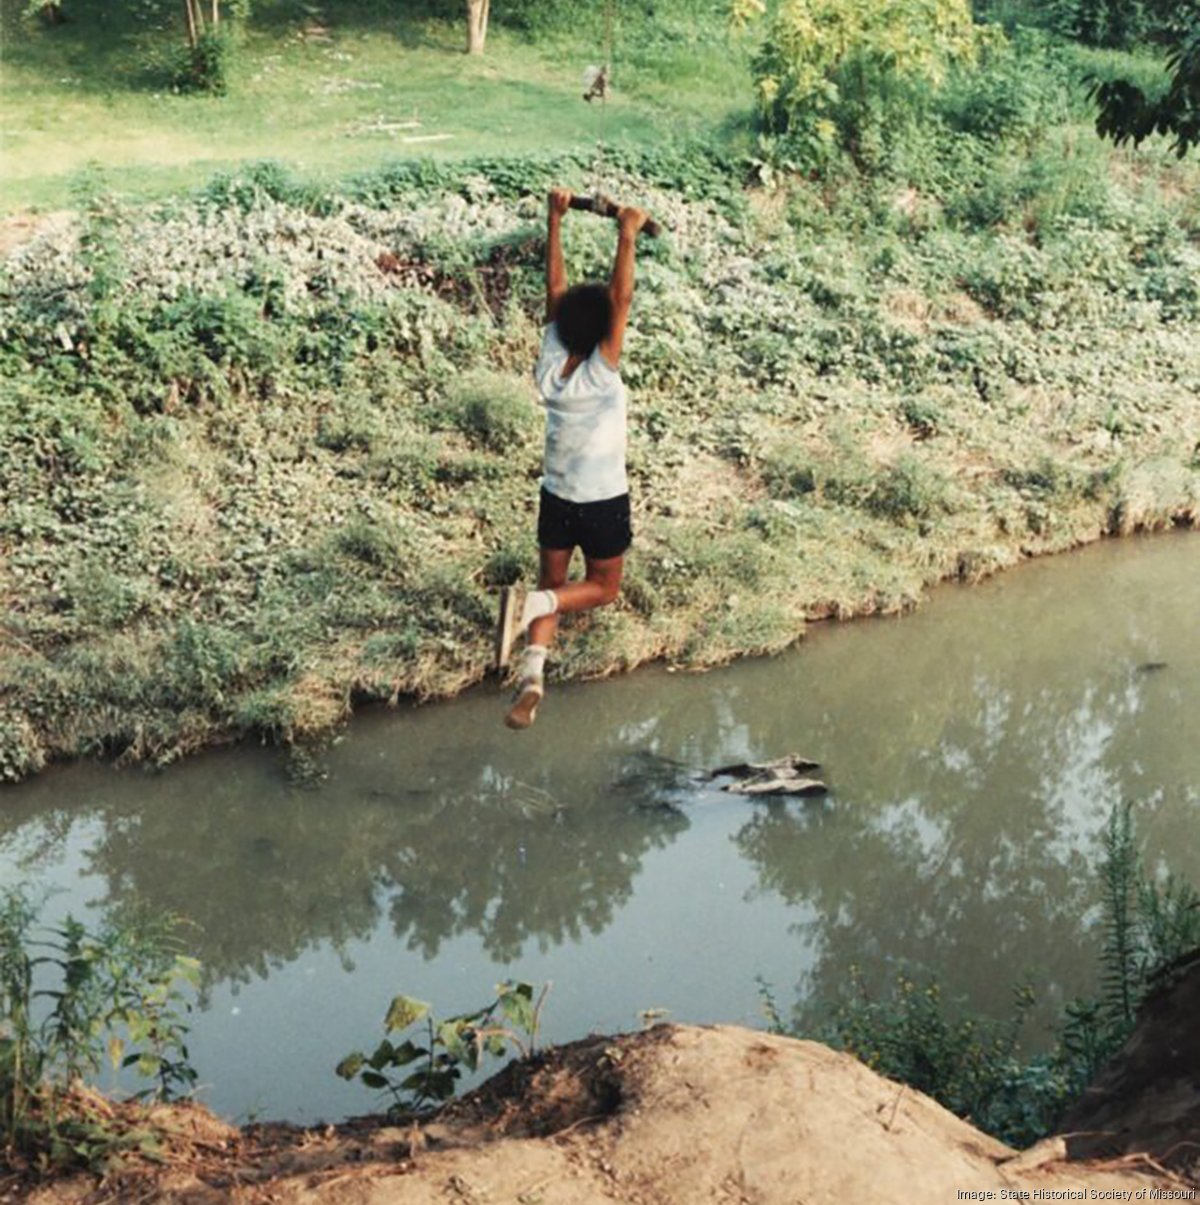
[505, 678, 544, 730]
[494, 585, 524, 671]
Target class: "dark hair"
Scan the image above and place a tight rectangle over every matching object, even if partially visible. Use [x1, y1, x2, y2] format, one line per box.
[554, 283, 612, 357]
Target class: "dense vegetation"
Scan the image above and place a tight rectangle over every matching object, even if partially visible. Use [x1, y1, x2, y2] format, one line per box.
[764, 802, 1200, 1147]
[2, 2, 1199, 779]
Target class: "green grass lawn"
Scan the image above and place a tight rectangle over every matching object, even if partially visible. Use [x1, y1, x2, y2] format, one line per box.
[0, 4, 752, 211]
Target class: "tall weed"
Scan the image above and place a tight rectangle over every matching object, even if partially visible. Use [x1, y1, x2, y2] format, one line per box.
[0, 887, 200, 1170]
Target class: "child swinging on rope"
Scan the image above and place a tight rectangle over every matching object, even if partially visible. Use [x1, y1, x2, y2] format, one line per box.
[496, 186, 650, 729]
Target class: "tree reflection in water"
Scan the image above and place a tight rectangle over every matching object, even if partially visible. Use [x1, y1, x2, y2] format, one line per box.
[0, 753, 689, 990]
[728, 535, 1200, 1031]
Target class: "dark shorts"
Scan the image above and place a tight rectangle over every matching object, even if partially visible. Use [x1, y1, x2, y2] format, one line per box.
[537, 487, 632, 561]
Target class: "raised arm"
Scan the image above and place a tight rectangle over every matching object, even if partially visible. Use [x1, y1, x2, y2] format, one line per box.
[599, 206, 648, 370]
[545, 187, 572, 323]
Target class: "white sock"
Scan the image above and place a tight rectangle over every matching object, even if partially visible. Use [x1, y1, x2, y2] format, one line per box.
[518, 644, 548, 683]
[520, 589, 558, 632]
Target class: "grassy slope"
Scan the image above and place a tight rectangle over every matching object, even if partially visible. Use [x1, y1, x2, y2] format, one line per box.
[2, 14, 1199, 780]
[0, 2, 749, 211]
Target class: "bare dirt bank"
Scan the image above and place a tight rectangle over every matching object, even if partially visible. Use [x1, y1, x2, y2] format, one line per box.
[1060, 952, 1200, 1179]
[12, 1023, 1191, 1205]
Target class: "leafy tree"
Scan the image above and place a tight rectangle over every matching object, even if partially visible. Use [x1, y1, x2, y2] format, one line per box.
[1054, 0, 1152, 48]
[1046, 0, 1198, 49]
[735, 0, 995, 162]
[1092, 21, 1200, 154]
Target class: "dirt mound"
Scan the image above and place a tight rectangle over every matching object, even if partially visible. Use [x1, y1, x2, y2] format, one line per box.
[13, 1025, 1180, 1204]
[1058, 953, 1200, 1182]
[436, 1032, 624, 1139]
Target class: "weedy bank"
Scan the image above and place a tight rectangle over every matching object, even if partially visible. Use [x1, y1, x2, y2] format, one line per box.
[2, 106, 1199, 778]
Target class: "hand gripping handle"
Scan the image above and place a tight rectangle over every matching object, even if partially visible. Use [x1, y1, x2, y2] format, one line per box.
[568, 194, 662, 238]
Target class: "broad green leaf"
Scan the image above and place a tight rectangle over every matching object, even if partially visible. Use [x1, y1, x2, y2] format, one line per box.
[384, 994, 429, 1033]
[335, 1052, 365, 1080]
[498, 982, 535, 1034]
[367, 1039, 395, 1070]
[438, 1020, 470, 1064]
[390, 1039, 424, 1066]
[426, 1069, 458, 1100]
[361, 1070, 390, 1090]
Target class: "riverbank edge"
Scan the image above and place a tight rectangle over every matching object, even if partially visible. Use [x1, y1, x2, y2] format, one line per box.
[5, 506, 1199, 786]
[6, 1023, 1190, 1204]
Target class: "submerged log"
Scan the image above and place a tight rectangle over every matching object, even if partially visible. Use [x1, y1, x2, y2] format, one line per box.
[725, 774, 828, 798]
[709, 754, 820, 779]
[709, 755, 828, 798]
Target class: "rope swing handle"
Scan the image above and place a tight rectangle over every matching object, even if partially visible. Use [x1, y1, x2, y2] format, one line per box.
[571, 2, 663, 239]
[568, 194, 662, 238]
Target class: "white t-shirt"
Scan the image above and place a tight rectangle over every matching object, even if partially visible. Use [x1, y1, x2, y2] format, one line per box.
[533, 323, 628, 504]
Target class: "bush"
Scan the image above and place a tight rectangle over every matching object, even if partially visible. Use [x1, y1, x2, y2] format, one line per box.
[1047, 0, 1189, 49]
[816, 971, 1070, 1146]
[937, 40, 1072, 143]
[744, 0, 993, 167]
[173, 32, 230, 96]
[441, 370, 537, 452]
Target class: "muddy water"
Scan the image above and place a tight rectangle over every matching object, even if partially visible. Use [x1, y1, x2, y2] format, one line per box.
[2, 534, 1197, 1123]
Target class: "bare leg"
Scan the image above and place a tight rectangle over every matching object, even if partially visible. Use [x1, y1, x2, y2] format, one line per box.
[551, 553, 624, 615]
[528, 547, 573, 650]
[527, 550, 625, 650]
[508, 551, 624, 731]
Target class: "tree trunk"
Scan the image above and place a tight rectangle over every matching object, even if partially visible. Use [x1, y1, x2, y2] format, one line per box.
[211, 0, 219, 31]
[466, 0, 488, 55]
[183, 0, 198, 48]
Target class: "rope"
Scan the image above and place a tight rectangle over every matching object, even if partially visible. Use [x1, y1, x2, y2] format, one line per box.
[591, 0, 617, 195]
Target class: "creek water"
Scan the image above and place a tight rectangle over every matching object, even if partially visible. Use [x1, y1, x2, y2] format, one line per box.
[2, 533, 1197, 1124]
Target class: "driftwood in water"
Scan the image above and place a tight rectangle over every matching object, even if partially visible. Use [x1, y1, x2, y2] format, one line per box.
[710, 755, 828, 798]
[710, 755, 820, 779]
